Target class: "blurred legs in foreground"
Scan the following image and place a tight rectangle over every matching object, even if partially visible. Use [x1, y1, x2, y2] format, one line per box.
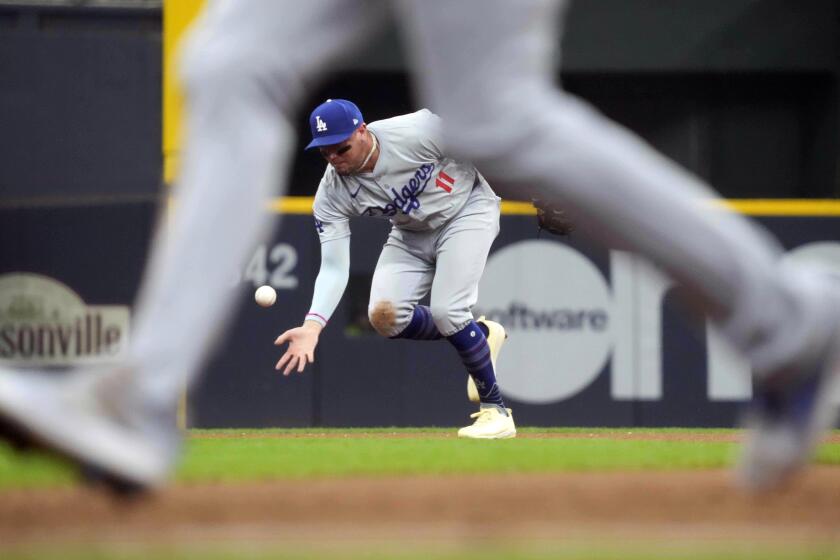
[0, 0, 385, 491]
[0, 0, 837, 492]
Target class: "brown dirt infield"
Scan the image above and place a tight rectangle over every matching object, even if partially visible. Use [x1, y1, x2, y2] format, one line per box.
[1, 467, 840, 548]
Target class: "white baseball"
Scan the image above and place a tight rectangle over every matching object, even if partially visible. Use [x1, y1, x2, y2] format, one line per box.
[254, 285, 277, 307]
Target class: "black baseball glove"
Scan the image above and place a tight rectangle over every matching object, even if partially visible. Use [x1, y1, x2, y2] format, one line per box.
[532, 198, 574, 236]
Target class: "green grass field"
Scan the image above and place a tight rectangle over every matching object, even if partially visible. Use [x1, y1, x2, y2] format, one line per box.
[2, 427, 839, 488]
[0, 428, 730, 488]
[2, 428, 839, 560]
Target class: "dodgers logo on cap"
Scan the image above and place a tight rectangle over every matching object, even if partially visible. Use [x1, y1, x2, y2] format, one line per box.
[305, 99, 364, 150]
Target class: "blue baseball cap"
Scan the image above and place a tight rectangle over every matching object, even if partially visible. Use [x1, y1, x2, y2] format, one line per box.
[305, 99, 364, 150]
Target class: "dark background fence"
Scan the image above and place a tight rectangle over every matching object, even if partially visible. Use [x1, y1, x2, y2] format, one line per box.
[2, 0, 839, 203]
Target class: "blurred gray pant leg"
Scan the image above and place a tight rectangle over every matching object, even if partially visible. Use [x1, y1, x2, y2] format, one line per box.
[129, 0, 384, 408]
[397, 0, 830, 376]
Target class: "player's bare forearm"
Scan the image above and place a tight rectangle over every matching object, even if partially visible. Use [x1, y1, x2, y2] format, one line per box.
[274, 321, 322, 375]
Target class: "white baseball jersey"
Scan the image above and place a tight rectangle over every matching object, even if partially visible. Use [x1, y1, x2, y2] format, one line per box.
[312, 109, 492, 242]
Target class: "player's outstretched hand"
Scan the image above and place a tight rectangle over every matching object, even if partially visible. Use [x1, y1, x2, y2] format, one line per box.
[274, 321, 322, 375]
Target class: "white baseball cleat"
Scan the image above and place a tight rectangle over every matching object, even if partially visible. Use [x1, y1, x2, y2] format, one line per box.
[737, 347, 840, 491]
[468, 317, 508, 403]
[458, 405, 516, 439]
[737, 286, 840, 492]
[0, 368, 178, 494]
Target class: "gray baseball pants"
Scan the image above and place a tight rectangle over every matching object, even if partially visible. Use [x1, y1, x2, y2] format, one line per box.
[369, 184, 501, 338]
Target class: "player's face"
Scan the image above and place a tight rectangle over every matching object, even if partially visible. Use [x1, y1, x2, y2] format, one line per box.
[319, 127, 365, 175]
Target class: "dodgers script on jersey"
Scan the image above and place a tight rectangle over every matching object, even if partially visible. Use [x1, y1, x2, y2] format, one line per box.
[312, 109, 493, 242]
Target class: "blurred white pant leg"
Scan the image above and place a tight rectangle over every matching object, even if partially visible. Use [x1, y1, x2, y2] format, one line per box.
[129, 0, 384, 408]
[397, 0, 828, 375]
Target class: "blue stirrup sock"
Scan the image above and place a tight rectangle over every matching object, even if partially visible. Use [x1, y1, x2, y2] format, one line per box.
[447, 321, 505, 409]
[393, 306, 490, 340]
[393, 309, 504, 409]
[391, 305, 443, 340]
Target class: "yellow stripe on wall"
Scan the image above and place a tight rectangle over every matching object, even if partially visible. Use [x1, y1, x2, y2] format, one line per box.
[268, 196, 315, 214]
[264, 197, 840, 216]
[500, 201, 538, 215]
[718, 199, 840, 216]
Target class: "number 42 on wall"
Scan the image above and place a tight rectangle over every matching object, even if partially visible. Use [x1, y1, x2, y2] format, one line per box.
[231, 243, 299, 290]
